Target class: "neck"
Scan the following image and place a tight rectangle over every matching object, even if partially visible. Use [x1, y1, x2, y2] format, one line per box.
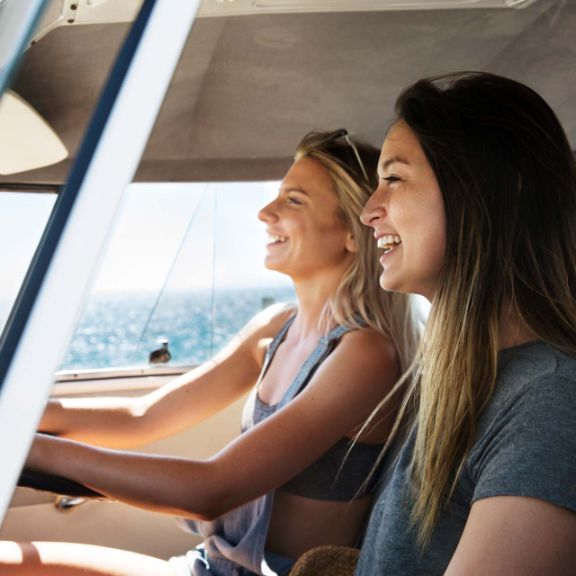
[290, 272, 345, 339]
[498, 308, 537, 350]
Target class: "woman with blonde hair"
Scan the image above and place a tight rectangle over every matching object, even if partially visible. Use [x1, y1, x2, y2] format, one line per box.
[0, 130, 418, 576]
[357, 72, 576, 574]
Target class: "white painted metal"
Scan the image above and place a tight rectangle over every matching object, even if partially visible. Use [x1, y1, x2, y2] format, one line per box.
[0, 0, 203, 522]
[249, 0, 523, 10]
[76, 0, 144, 23]
[29, 0, 541, 43]
[200, 0, 541, 14]
[30, 1, 80, 43]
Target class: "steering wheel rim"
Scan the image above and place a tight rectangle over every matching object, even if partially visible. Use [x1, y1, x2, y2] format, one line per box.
[18, 469, 105, 498]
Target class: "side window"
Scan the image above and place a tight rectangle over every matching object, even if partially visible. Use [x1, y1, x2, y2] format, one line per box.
[61, 182, 294, 372]
[0, 190, 57, 332]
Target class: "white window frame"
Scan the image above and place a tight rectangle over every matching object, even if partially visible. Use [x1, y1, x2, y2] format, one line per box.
[0, 0, 202, 520]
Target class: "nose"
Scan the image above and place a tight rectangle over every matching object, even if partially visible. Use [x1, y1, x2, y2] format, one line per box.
[360, 184, 386, 227]
[258, 199, 277, 223]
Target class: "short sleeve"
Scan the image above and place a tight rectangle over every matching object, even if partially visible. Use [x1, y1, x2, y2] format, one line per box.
[469, 375, 576, 512]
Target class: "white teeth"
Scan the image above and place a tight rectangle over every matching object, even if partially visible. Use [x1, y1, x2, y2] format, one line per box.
[377, 235, 401, 249]
[268, 234, 287, 243]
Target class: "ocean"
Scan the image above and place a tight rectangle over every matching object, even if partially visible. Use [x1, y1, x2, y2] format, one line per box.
[36, 287, 295, 371]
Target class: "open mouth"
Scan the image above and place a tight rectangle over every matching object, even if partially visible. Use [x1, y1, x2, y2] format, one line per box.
[377, 234, 401, 254]
[267, 234, 288, 245]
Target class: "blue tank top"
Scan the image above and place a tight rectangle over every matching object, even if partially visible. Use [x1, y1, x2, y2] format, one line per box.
[174, 318, 383, 576]
[243, 316, 383, 500]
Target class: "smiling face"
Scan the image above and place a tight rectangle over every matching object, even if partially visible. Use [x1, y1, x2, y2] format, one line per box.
[360, 120, 446, 300]
[258, 156, 357, 283]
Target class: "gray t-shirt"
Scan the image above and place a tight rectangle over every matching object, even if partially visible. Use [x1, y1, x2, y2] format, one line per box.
[356, 341, 576, 575]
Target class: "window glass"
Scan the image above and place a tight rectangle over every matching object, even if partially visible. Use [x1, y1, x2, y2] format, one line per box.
[0, 191, 56, 332]
[61, 182, 294, 371]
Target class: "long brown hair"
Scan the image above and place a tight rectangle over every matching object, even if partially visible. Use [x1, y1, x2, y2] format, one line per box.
[394, 72, 576, 546]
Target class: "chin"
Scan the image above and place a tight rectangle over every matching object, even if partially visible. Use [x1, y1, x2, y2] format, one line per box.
[379, 273, 397, 293]
[264, 259, 287, 275]
[378, 274, 410, 295]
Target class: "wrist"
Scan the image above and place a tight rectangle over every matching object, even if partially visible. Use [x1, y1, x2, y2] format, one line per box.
[28, 434, 68, 476]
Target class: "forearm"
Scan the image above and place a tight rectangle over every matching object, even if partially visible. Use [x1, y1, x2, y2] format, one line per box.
[39, 321, 269, 448]
[39, 397, 153, 448]
[28, 435, 232, 520]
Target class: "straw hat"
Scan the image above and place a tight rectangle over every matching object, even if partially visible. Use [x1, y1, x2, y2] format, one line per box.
[289, 545, 359, 576]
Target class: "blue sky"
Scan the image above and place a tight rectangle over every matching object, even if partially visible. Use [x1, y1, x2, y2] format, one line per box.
[0, 191, 55, 305]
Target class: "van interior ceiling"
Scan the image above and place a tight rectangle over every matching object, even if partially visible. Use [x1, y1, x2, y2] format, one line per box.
[0, 0, 574, 186]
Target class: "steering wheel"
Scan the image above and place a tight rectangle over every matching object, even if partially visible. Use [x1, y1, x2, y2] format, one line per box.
[18, 469, 105, 498]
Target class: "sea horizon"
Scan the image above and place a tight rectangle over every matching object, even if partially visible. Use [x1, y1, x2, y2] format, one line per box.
[59, 286, 296, 371]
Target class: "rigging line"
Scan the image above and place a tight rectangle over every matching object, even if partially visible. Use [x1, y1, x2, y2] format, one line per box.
[209, 188, 218, 357]
[131, 183, 210, 364]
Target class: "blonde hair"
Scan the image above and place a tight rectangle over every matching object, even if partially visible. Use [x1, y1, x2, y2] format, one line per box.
[393, 72, 576, 547]
[295, 130, 420, 373]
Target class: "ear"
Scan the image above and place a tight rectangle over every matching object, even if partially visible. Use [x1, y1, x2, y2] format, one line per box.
[345, 232, 359, 253]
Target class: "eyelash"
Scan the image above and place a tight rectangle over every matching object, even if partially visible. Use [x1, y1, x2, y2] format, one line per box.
[381, 175, 400, 184]
[287, 196, 303, 205]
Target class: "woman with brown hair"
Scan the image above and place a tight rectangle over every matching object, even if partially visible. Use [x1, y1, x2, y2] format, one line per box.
[358, 72, 576, 575]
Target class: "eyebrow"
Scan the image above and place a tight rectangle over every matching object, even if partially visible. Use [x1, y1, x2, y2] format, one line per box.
[281, 186, 309, 195]
[380, 155, 411, 172]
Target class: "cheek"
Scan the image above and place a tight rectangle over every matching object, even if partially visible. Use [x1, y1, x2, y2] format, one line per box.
[313, 211, 348, 237]
[402, 194, 446, 265]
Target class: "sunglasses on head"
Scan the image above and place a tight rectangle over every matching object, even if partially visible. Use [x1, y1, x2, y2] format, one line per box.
[311, 128, 369, 182]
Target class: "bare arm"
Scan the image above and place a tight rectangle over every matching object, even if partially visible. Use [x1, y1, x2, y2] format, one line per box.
[39, 305, 293, 448]
[445, 496, 576, 575]
[27, 329, 399, 520]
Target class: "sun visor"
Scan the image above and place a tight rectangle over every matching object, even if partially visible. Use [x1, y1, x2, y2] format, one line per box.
[0, 90, 68, 175]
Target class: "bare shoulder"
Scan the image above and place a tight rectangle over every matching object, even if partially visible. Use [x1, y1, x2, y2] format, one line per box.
[292, 326, 402, 443]
[236, 302, 296, 361]
[306, 326, 401, 404]
[337, 327, 399, 373]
